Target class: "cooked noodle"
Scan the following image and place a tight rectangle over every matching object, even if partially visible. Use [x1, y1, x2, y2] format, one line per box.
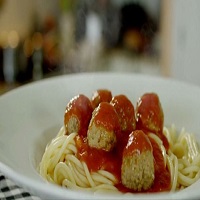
[39, 127, 118, 193]
[163, 125, 200, 191]
[39, 125, 200, 193]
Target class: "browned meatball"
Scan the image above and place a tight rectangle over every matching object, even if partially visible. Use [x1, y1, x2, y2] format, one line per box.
[64, 94, 93, 137]
[91, 89, 112, 109]
[121, 130, 155, 191]
[87, 102, 120, 151]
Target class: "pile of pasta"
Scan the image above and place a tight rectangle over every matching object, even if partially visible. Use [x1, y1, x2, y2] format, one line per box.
[164, 125, 200, 191]
[39, 90, 200, 193]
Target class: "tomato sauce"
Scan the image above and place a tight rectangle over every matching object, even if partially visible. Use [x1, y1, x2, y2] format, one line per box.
[75, 135, 121, 179]
[75, 133, 171, 193]
[148, 137, 171, 192]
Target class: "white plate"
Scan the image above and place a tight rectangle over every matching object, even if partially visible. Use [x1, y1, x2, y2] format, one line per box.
[1, 72, 200, 199]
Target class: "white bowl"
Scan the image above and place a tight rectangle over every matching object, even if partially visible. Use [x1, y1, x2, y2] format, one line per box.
[1, 72, 200, 199]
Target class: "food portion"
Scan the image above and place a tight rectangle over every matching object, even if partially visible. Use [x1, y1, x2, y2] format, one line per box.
[64, 94, 93, 137]
[40, 89, 200, 194]
[110, 94, 136, 134]
[91, 89, 112, 109]
[87, 102, 120, 151]
[136, 93, 169, 149]
[136, 93, 164, 134]
[121, 130, 155, 191]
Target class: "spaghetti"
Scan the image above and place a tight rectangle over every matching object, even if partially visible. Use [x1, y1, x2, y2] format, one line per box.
[39, 125, 200, 193]
[164, 125, 200, 191]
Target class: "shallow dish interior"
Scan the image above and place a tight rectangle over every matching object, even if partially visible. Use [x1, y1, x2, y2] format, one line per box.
[1, 72, 200, 199]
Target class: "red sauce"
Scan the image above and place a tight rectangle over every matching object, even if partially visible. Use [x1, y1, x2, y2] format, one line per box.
[136, 93, 164, 134]
[110, 95, 136, 133]
[148, 137, 171, 192]
[75, 135, 121, 179]
[123, 130, 152, 157]
[75, 133, 171, 193]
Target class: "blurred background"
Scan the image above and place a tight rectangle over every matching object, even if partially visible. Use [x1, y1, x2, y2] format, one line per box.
[0, 0, 200, 94]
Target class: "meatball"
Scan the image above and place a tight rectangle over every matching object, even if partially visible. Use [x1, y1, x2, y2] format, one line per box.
[136, 93, 164, 134]
[121, 130, 155, 191]
[87, 102, 120, 151]
[91, 89, 112, 109]
[64, 94, 93, 137]
[136, 93, 169, 149]
[110, 94, 136, 134]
